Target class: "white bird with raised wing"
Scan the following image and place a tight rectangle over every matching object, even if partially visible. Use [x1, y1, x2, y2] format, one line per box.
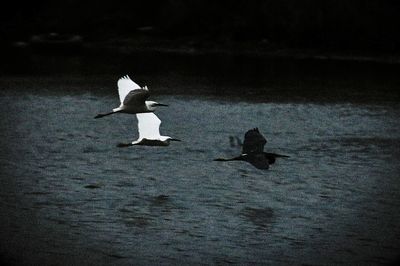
[95, 75, 167, 119]
[117, 113, 181, 147]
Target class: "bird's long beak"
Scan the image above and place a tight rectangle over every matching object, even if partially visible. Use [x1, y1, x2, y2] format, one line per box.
[155, 103, 168, 107]
[274, 153, 290, 158]
[169, 138, 181, 141]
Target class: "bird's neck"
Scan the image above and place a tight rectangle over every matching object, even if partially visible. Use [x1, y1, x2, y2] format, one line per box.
[160, 136, 171, 141]
[145, 101, 156, 111]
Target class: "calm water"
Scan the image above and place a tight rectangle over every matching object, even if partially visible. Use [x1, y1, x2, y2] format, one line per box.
[1, 54, 400, 265]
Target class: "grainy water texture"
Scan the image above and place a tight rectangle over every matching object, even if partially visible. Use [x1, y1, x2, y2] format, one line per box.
[0, 54, 400, 265]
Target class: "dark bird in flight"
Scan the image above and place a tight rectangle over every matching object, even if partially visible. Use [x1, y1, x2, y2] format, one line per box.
[214, 128, 289, 169]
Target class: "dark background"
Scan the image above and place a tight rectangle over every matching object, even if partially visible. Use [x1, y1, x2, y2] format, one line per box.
[1, 1, 400, 265]
[1, 0, 400, 54]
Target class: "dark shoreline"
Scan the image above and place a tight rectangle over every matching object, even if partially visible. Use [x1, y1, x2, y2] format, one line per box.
[84, 38, 400, 65]
[6, 35, 400, 66]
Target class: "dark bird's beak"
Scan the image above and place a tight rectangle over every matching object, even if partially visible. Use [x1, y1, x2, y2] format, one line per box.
[274, 153, 290, 158]
[170, 138, 181, 141]
[155, 103, 168, 107]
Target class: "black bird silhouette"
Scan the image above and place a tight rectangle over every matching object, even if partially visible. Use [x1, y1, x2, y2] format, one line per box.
[214, 128, 289, 169]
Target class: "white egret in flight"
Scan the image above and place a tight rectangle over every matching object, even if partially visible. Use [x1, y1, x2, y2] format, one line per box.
[117, 113, 180, 147]
[214, 128, 289, 169]
[95, 75, 167, 119]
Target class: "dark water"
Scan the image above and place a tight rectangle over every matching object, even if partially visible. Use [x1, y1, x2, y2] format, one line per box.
[1, 53, 400, 265]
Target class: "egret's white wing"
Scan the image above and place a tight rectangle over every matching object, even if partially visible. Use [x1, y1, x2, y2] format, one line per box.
[136, 113, 161, 139]
[117, 75, 141, 103]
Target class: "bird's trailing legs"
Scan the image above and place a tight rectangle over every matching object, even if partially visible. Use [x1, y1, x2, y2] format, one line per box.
[117, 142, 134, 148]
[94, 111, 116, 119]
[267, 153, 290, 158]
[213, 155, 244, 162]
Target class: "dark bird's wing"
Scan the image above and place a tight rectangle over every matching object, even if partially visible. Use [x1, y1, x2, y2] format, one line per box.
[248, 154, 269, 169]
[242, 128, 267, 154]
[264, 152, 290, 165]
[123, 89, 150, 106]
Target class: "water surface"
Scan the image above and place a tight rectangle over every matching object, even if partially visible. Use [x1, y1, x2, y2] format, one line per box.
[1, 54, 400, 265]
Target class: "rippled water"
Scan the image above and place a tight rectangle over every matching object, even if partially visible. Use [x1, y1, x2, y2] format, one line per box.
[1, 54, 400, 265]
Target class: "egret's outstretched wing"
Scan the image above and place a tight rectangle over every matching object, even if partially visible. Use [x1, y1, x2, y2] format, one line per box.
[242, 128, 267, 154]
[136, 113, 162, 140]
[117, 75, 142, 103]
